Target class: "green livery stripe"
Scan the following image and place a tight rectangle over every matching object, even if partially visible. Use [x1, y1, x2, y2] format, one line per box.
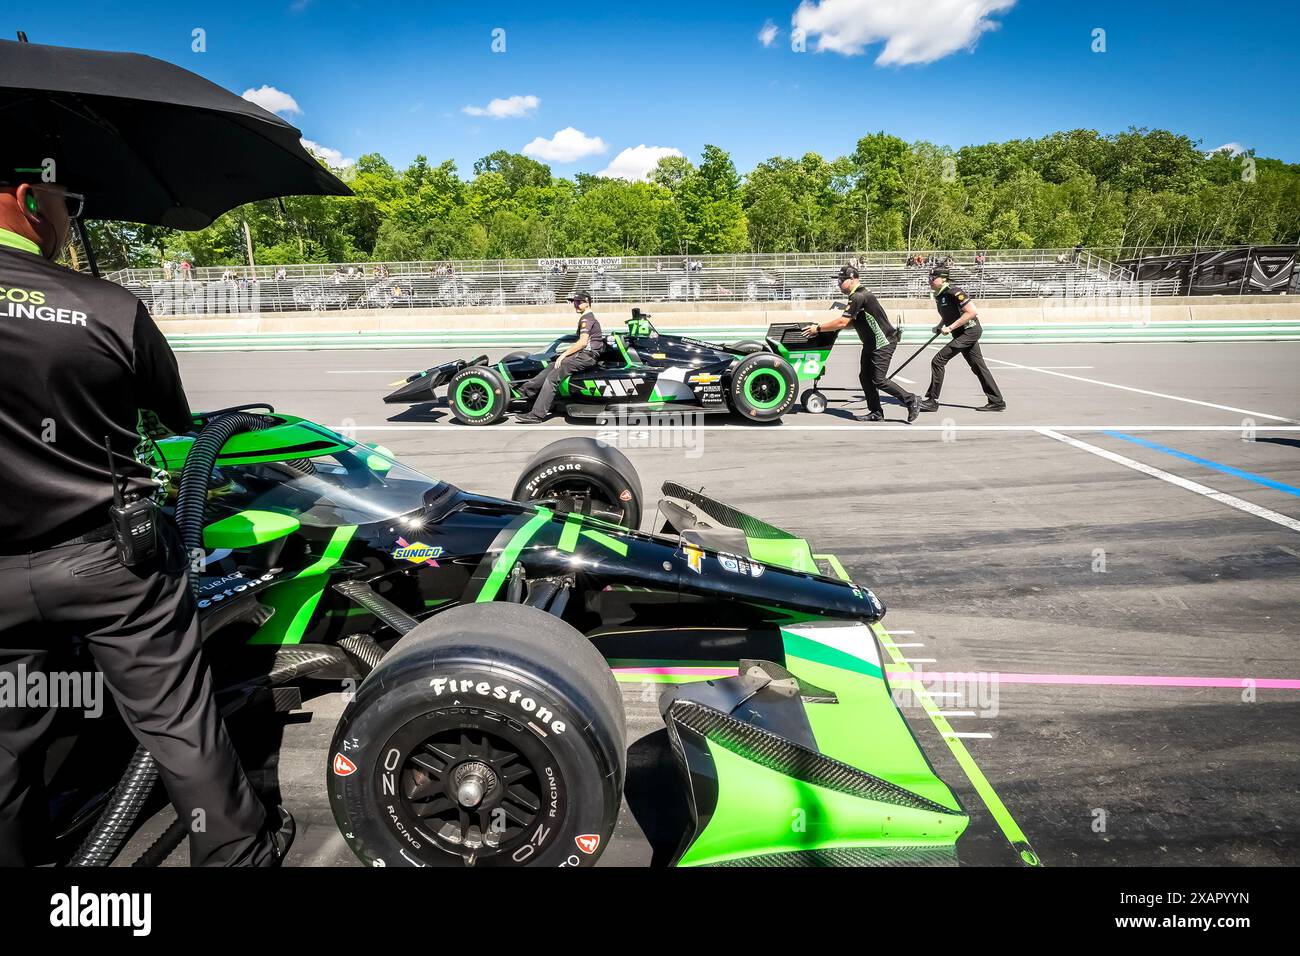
[874, 622, 1041, 866]
[579, 527, 628, 556]
[475, 509, 553, 602]
[557, 512, 583, 552]
[781, 629, 882, 679]
[555, 513, 630, 557]
[249, 525, 356, 645]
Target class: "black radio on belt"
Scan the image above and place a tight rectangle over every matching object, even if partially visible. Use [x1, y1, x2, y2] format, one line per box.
[104, 435, 160, 567]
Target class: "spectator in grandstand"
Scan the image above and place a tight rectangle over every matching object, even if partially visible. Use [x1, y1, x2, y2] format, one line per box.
[274, 266, 288, 280]
[1072, 243, 1084, 263]
[179, 259, 191, 278]
[515, 291, 602, 424]
[162, 259, 173, 280]
[919, 267, 1006, 413]
[331, 266, 345, 285]
[975, 252, 986, 267]
[802, 264, 920, 423]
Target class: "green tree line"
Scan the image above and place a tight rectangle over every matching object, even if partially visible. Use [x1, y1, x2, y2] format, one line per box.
[90, 128, 1300, 270]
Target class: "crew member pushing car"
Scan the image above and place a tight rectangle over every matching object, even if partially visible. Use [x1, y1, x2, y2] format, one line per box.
[516, 290, 604, 423]
[0, 168, 293, 866]
[919, 267, 1006, 413]
[803, 264, 920, 422]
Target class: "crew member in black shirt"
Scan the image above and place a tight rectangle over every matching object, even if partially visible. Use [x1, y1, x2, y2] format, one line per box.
[803, 265, 920, 422]
[0, 170, 292, 865]
[516, 290, 603, 423]
[919, 267, 1006, 412]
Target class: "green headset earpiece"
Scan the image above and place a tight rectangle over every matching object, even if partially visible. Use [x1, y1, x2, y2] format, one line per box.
[25, 191, 39, 214]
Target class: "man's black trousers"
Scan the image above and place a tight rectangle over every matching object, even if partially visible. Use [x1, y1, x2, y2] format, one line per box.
[0, 525, 273, 866]
[926, 326, 1004, 404]
[520, 351, 598, 418]
[860, 342, 916, 415]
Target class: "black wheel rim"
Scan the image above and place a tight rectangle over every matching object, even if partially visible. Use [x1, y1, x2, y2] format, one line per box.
[457, 380, 492, 415]
[379, 709, 565, 866]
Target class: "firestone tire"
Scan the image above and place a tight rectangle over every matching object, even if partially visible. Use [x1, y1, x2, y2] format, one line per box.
[729, 352, 798, 421]
[448, 365, 509, 426]
[328, 603, 625, 868]
[512, 437, 643, 530]
[728, 340, 766, 355]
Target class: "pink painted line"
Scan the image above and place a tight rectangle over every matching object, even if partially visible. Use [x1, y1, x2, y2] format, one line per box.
[886, 670, 1300, 690]
[613, 666, 738, 678]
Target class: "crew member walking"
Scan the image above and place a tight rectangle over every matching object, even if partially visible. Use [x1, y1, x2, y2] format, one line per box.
[803, 264, 920, 422]
[0, 168, 293, 866]
[516, 291, 604, 423]
[919, 267, 1006, 412]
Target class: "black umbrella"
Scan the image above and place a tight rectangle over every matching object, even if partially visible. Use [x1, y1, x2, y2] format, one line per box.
[0, 38, 351, 230]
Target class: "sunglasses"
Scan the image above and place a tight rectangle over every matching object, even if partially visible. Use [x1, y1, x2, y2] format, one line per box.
[2, 181, 86, 220]
[33, 184, 86, 220]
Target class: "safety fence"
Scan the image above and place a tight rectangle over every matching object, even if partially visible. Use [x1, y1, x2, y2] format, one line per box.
[106, 248, 1185, 316]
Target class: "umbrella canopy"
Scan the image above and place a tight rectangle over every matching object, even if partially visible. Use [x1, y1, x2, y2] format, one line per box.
[0, 39, 351, 229]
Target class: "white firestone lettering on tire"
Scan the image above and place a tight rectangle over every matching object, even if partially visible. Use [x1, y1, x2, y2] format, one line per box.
[428, 677, 567, 734]
[525, 462, 584, 496]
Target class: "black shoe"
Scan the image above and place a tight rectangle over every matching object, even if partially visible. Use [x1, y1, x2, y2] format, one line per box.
[267, 806, 295, 867]
[918, 398, 939, 412]
[975, 402, 1007, 412]
[861, 411, 885, 422]
[907, 396, 921, 423]
[514, 413, 547, 424]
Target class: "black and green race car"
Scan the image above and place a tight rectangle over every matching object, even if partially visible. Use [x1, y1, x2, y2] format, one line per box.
[384, 309, 841, 424]
[44, 406, 969, 868]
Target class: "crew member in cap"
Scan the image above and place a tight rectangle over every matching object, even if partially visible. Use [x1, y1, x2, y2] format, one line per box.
[919, 267, 1006, 413]
[516, 290, 604, 423]
[803, 264, 920, 422]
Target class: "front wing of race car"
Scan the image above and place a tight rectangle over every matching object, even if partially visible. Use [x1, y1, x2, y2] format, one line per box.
[646, 483, 969, 866]
[659, 623, 967, 866]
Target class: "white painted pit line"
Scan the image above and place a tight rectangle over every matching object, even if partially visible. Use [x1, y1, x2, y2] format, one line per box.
[984, 357, 1297, 424]
[1037, 428, 1300, 534]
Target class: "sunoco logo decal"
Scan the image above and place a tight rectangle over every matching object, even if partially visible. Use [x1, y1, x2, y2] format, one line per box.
[392, 538, 443, 566]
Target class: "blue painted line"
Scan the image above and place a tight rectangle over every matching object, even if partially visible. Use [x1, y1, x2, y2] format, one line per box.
[1104, 431, 1300, 498]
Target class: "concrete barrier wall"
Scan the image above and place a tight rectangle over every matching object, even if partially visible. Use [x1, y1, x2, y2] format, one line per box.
[156, 295, 1300, 336]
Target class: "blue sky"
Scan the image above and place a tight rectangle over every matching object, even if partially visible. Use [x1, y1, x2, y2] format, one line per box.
[9, 1, 1293, 177]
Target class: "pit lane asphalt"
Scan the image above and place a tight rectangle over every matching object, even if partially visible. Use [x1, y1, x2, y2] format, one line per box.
[121, 341, 1300, 866]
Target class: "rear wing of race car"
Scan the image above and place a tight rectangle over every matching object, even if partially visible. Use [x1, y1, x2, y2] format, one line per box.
[382, 355, 489, 404]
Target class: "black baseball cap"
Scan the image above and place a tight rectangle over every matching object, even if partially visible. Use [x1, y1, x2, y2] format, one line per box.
[568, 290, 592, 304]
[837, 264, 859, 281]
[929, 267, 950, 280]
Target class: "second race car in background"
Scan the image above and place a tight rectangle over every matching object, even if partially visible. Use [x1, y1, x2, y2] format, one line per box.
[383, 309, 841, 424]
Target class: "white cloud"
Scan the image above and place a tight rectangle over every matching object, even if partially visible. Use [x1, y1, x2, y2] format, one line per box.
[598, 145, 685, 181]
[301, 139, 354, 168]
[521, 127, 608, 163]
[463, 94, 540, 119]
[758, 20, 779, 47]
[1209, 142, 1245, 156]
[791, 0, 1016, 66]
[242, 85, 302, 115]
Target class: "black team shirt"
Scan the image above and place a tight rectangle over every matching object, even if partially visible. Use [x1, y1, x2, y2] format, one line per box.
[0, 233, 190, 552]
[844, 285, 897, 349]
